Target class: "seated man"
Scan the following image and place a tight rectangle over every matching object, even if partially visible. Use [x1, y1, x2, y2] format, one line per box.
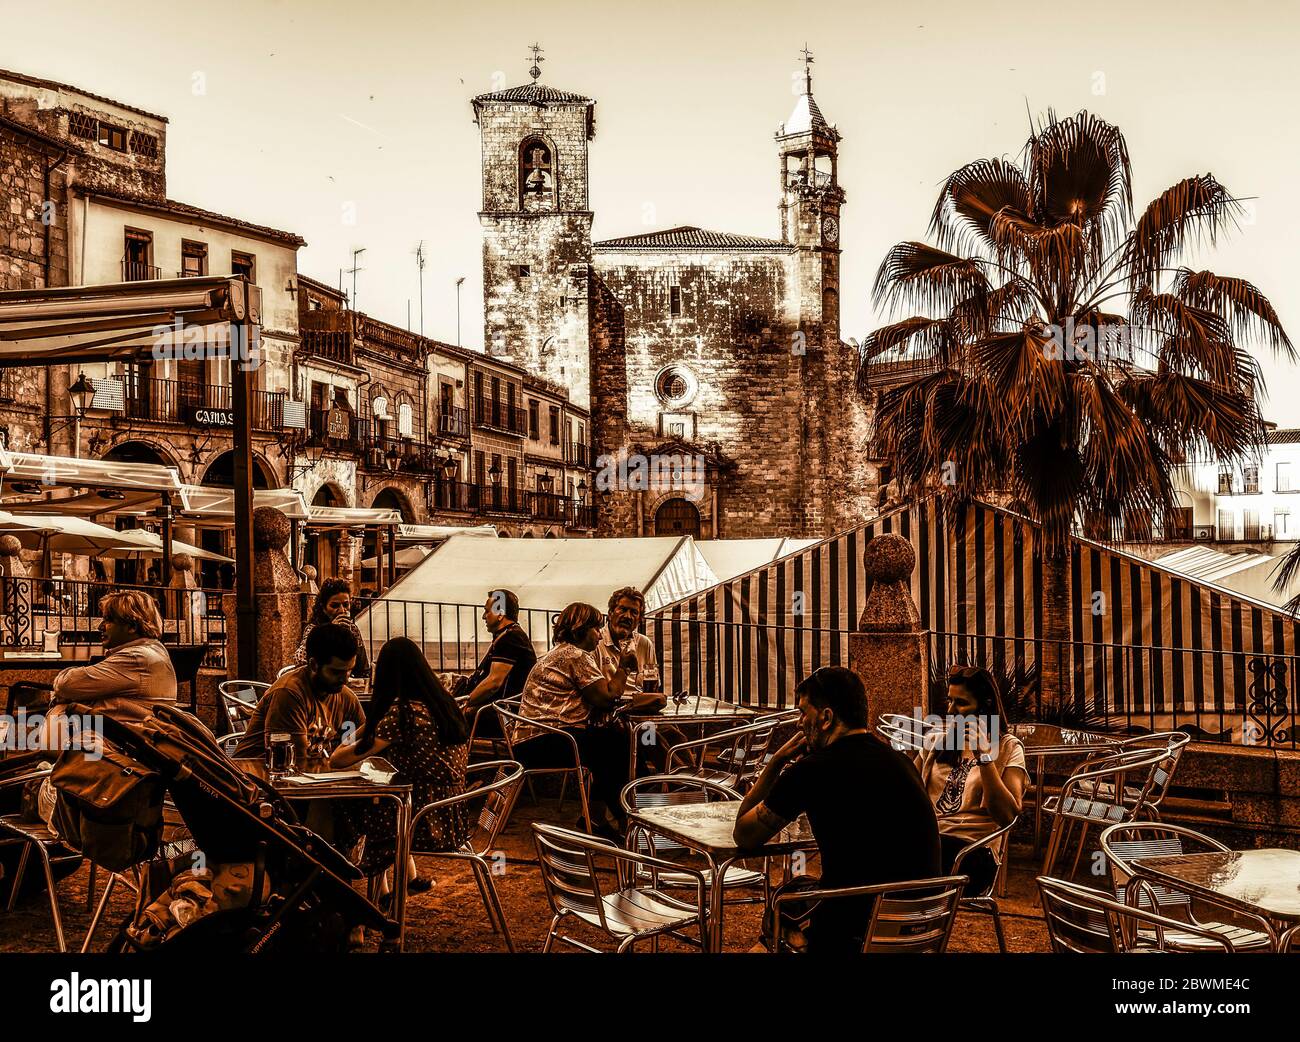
[733, 667, 942, 953]
[592, 587, 668, 771]
[52, 590, 177, 714]
[234, 623, 365, 773]
[460, 589, 536, 737]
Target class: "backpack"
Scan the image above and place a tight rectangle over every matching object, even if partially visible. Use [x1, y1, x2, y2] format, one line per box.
[51, 740, 164, 872]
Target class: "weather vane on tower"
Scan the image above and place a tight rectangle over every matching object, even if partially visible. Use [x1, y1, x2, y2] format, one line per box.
[800, 43, 814, 93]
[528, 43, 545, 82]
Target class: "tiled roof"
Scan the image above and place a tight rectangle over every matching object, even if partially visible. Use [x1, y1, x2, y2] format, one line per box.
[594, 226, 794, 252]
[472, 83, 592, 105]
[1267, 428, 1300, 445]
[0, 113, 77, 154]
[79, 185, 306, 247]
[781, 92, 830, 136]
[0, 67, 168, 123]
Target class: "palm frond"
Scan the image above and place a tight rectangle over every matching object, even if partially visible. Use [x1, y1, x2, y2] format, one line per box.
[872, 242, 989, 316]
[1172, 268, 1296, 361]
[1125, 175, 1243, 292]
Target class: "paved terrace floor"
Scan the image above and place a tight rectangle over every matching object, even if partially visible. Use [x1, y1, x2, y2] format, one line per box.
[0, 795, 1055, 954]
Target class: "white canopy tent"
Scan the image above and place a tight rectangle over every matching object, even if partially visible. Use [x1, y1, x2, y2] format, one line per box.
[0, 510, 144, 554]
[356, 535, 719, 662]
[694, 538, 820, 584]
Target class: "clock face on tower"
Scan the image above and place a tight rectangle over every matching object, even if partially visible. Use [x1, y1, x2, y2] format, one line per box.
[821, 215, 839, 245]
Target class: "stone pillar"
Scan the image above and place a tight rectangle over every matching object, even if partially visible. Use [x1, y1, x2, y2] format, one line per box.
[222, 507, 302, 682]
[848, 533, 930, 727]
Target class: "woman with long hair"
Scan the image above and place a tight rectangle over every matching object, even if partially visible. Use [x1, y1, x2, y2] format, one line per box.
[332, 637, 470, 884]
[913, 666, 1028, 894]
[295, 578, 371, 678]
[512, 601, 636, 839]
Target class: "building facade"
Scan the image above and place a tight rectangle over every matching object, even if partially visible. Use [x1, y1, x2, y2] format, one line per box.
[471, 60, 877, 540]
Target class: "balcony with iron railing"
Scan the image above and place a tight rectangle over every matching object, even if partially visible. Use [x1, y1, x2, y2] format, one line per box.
[566, 441, 594, 468]
[301, 328, 355, 368]
[566, 501, 596, 529]
[122, 259, 163, 282]
[438, 406, 469, 438]
[476, 483, 529, 515]
[473, 397, 527, 436]
[117, 377, 286, 431]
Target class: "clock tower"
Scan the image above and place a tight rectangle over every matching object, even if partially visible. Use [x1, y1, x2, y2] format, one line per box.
[777, 47, 844, 345]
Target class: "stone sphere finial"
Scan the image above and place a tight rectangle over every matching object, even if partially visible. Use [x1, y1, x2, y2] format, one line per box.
[0, 534, 22, 558]
[302, 564, 317, 580]
[863, 533, 915, 584]
[171, 552, 195, 572]
[253, 506, 292, 551]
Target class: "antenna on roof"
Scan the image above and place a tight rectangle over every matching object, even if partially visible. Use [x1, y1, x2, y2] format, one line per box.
[414, 241, 427, 336]
[348, 247, 366, 311]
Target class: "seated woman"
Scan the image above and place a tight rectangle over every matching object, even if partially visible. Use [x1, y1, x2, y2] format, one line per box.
[913, 666, 1027, 895]
[296, 579, 371, 679]
[331, 637, 470, 891]
[512, 602, 636, 840]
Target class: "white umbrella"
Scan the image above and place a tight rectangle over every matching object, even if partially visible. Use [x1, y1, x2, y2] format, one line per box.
[102, 528, 235, 564]
[0, 511, 146, 554]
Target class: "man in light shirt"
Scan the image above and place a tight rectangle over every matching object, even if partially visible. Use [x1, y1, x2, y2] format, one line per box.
[592, 587, 664, 711]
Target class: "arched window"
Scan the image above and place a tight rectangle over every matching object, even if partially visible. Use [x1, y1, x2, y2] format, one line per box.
[519, 137, 556, 211]
[397, 401, 413, 437]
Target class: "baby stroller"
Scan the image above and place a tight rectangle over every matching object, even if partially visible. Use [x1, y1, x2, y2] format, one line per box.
[60, 700, 396, 953]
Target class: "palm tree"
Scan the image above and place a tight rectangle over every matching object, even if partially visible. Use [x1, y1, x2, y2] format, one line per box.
[860, 109, 1293, 712]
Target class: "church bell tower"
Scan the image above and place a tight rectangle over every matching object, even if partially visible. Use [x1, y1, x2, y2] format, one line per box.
[776, 47, 844, 346]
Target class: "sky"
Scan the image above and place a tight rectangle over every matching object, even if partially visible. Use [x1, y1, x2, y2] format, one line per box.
[8, 0, 1300, 419]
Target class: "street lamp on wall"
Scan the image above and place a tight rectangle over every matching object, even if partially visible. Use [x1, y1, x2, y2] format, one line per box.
[384, 444, 401, 472]
[69, 372, 96, 416]
[537, 471, 554, 493]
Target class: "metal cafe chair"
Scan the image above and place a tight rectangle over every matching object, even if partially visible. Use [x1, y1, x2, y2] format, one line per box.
[406, 760, 524, 951]
[768, 875, 969, 954]
[1087, 731, 1191, 820]
[531, 821, 709, 953]
[1037, 875, 1237, 953]
[1039, 744, 1171, 878]
[493, 702, 593, 833]
[875, 711, 934, 752]
[619, 774, 769, 905]
[0, 766, 81, 952]
[663, 714, 792, 793]
[1280, 924, 1299, 953]
[216, 680, 267, 757]
[1098, 822, 1274, 952]
[952, 818, 1017, 953]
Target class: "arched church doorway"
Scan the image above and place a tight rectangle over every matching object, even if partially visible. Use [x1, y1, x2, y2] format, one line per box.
[654, 497, 700, 537]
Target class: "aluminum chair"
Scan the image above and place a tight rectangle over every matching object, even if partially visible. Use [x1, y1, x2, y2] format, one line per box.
[769, 875, 969, 953]
[663, 714, 793, 793]
[462, 692, 520, 762]
[406, 760, 524, 951]
[0, 766, 81, 952]
[875, 712, 933, 752]
[1075, 731, 1190, 820]
[1037, 875, 1236, 953]
[1098, 822, 1273, 951]
[493, 702, 593, 833]
[531, 821, 709, 953]
[619, 774, 768, 902]
[1040, 744, 1172, 878]
[952, 818, 1017, 952]
[1280, 924, 1299, 953]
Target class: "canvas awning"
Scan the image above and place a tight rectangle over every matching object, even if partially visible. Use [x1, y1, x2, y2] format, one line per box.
[117, 486, 312, 524]
[694, 537, 820, 583]
[0, 452, 191, 515]
[308, 505, 403, 528]
[0, 276, 259, 366]
[397, 523, 497, 542]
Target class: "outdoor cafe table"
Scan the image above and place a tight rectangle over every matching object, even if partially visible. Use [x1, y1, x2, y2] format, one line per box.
[623, 696, 758, 777]
[628, 800, 816, 951]
[1131, 848, 1300, 950]
[271, 771, 413, 951]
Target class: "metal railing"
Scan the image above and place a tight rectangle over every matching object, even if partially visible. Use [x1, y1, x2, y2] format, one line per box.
[472, 397, 527, 435]
[0, 576, 228, 668]
[354, 599, 557, 674]
[438, 406, 468, 437]
[122, 260, 162, 282]
[122, 377, 286, 430]
[301, 329, 354, 367]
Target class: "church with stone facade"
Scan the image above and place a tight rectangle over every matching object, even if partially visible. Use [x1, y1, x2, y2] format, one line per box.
[471, 56, 877, 540]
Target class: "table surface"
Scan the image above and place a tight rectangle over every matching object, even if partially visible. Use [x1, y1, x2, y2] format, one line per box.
[624, 697, 758, 721]
[1006, 723, 1120, 756]
[271, 770, 410, 801]
[1133, 848, 1300, 922]
[631, 801, 815, 858]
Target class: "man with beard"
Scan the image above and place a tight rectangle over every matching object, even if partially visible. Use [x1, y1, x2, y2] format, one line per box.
[733, 666, 941, 953]
[235, 623, 365, 773]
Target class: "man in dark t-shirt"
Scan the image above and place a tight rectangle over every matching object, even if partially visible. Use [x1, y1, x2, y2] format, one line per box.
[461, 589, 537, 736]
[734, 666, 941, 953]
